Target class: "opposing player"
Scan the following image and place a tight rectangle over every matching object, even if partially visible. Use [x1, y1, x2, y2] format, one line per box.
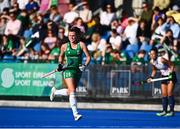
[147, 48, 177, 116]
[50, 27, 91, 121]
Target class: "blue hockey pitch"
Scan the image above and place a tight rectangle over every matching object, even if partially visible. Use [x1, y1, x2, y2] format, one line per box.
[0, 107, 180, 128]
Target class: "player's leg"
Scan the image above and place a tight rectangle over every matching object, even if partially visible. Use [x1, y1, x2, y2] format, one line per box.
[165, 72, 177, 116]
[156, 83, 168, 116]
[65, 78, 82, 121]
[165, 81, 175, 116]
[50, 87, 68, 101]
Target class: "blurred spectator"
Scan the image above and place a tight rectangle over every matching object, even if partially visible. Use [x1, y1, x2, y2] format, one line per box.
[87, 32, 107, 63]
[151, 6, 165, 32]
[151, 17, 165, 42]
[0, 15, 6, 34]
[17, 10, 30, 36]
[123, 17, 138, 45]
[63, 3, 79, 25]
[0, 0, 179, 65]
[0, 0, 10, 13]
[87, 16, 105, 36]
[51, 0, 58, 7]
[71, 17, 87, 42]
[137, 19, 151, 44]
[1, 7, 9, 15]
[79, 2, 92, 23]
[49, 6, 61, 24]
[140, 2, 153, 29]
[137, 19, 152, 56]
[100, 4, 116, 27]
[119, 10, 129, 32]
[0, 35, 13, 55]
[166, 5, 180, 24]
[161, 16, 180, 39]
[58, 27, 69, 46]
[132, 49, 147, 64]
[159, 29, 177, 60]
[72, 17, 86, 33]
[30, 14, 46, 53]
[39, 43, 50, 60]
[108, 29, 122, 50]
[48, 44, 60, 62]
[153, 0, 170, 11]
[38, 0, 51, 14]
[131, 50, 146, 73]
[4, 11, 21, 49]
[103, 45, 126, 65]
[44, 30, 57, 49]
[46, 20, 58, 37]
[122, 17, 139, 58]
[25, 0, 39, 14]
[17, 0, 29, 10]
[110, 19, 123, 35]
[11, 2, 21, 15]
[160, 29, 174, 48]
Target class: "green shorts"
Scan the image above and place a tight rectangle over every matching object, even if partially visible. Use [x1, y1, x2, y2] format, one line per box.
[63, 69, 82, 83]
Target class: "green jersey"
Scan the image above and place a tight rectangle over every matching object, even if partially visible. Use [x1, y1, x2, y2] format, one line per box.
[65, 42, 83, 68]
[63, 42, 83, 80]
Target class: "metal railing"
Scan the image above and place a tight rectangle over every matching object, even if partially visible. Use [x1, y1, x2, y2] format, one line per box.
[77, 64, 180, 98]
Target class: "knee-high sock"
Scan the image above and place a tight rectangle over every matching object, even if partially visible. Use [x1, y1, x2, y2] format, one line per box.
[162, 97, 168, 112]
[55, 88, 68, 96]
[69, 92, 78, 116]
[168, 96, 175, 112]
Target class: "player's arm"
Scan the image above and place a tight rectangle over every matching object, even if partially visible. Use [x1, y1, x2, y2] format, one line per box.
[151, 65, 157, 78]
[80, 41, 91, 66]
[161, 57, 175, 73]
[147, 60, 157, 83]
[58, 43, 66, 64]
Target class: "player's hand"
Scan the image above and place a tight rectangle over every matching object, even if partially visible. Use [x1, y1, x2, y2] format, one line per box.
[147, 77, 153, 83]
[57, 64, 63, 72]
[79, 64, 86, 72]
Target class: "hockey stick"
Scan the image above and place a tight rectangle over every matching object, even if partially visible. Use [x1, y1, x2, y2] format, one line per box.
[41, 69, 58, 78]
[133, 74, 172, 86]
[41, 62, 73, 78]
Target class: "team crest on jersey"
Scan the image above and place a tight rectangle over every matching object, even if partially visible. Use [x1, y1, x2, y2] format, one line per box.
[77, 50, 81, 55]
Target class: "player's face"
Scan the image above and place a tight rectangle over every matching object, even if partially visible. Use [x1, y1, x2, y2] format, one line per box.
[68, 31, 76, 43]
[149, 50, 157, 60]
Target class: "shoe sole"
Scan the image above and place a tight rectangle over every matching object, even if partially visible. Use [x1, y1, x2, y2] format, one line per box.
[75, 115, 82, 121]
[164, 114, 175, 117]
[156, 113, 167, 117]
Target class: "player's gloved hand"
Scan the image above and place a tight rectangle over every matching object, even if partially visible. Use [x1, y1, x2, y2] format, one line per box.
[57, 64, 63, 72]
[146, 76, 153, 83]
[79, 64, 86, 72]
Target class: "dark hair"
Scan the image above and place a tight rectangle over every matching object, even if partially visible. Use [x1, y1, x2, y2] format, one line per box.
[111, 29, 117, 34]
[69, 27, 81, 35]
[69, 27, 82, 41]
[153, 6, 160, 12]
[138, 50, 146, 54]
[150, 47, 158, 53]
